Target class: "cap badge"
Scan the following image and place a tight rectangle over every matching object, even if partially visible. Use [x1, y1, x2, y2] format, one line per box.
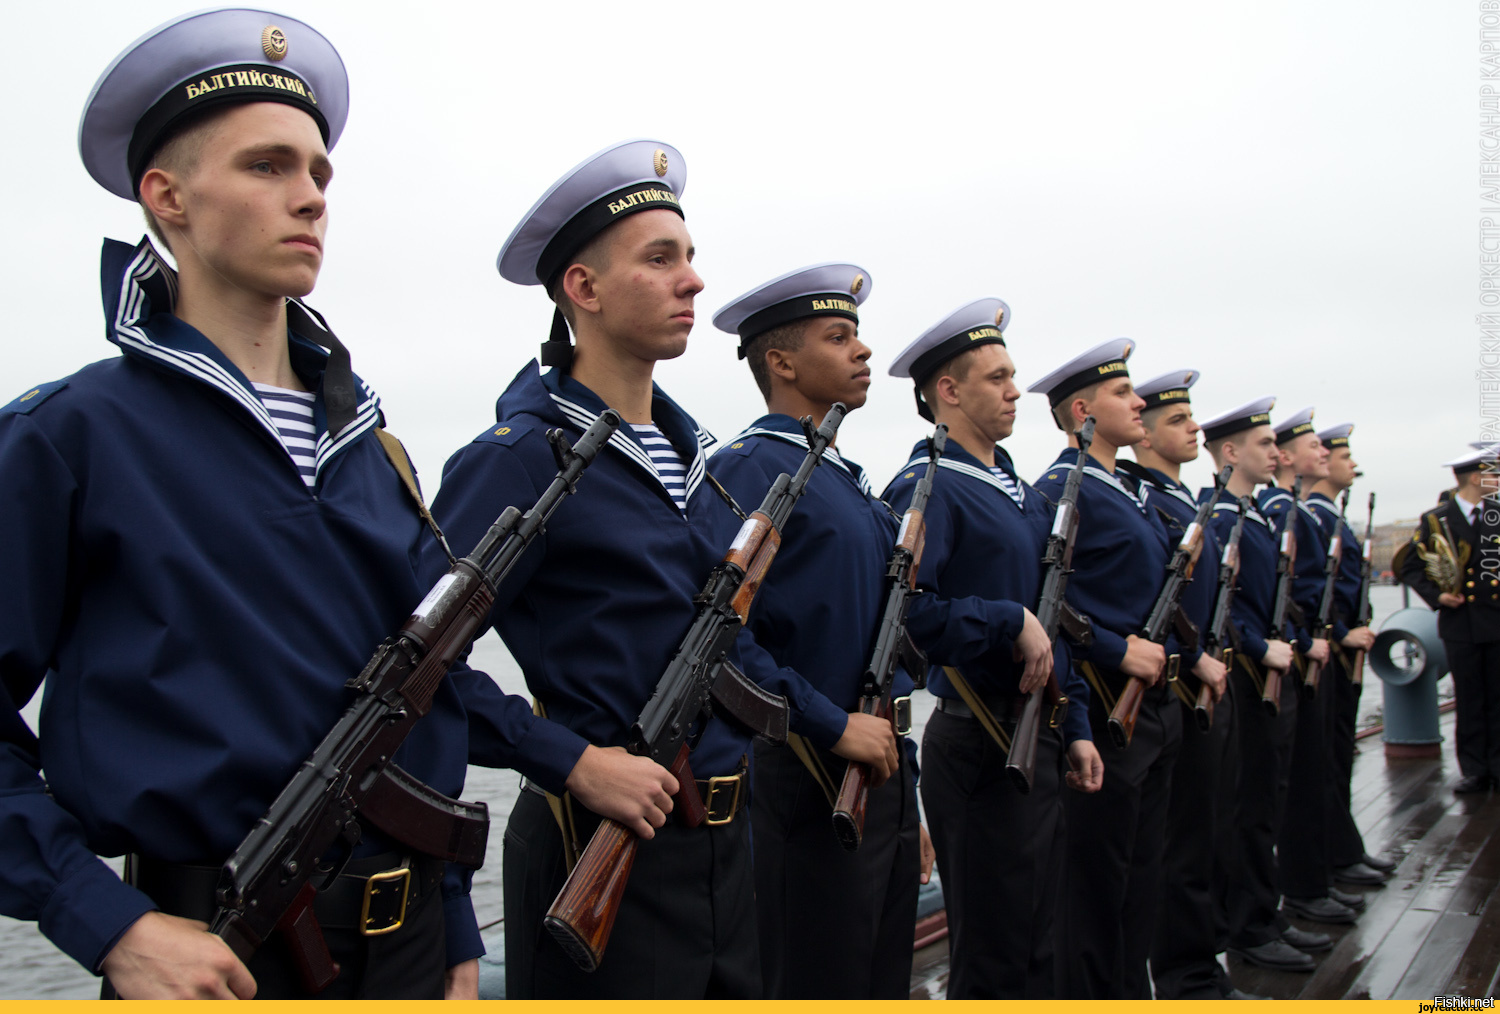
[262, 26, 288, 61]
[653, 149, 669, 177]
[850, 273, 865, 295]
[995, 306, 1006, 327]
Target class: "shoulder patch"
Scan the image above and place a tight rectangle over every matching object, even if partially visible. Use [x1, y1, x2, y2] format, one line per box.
[720, 438, 759, 458]
[1, 380, 67, 416]
[476, 421, 534, 448]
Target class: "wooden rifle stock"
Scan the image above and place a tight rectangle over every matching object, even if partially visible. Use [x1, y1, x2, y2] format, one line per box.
[1109, 676, 1149, 749]
[1261, 664, 1284, 716]
[1194, 674, 1217, 732]
[831, 695, 888, 851]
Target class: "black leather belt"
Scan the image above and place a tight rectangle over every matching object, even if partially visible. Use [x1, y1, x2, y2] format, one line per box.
[935, 694, 1019, 721]
[127, 851, 444, 935]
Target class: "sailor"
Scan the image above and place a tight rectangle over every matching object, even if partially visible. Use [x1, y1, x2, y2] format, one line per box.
[882, 300, 1100, 999]
[1262, 408, 1356, 927]
[430, 140, 802, 998]
[1200, 398, 1322, 972]
[707, 263, 921, 999]
[1307, 425, 1391, 883]
[1120, 370, 1235, 1000]
[1029, 339, 1174, 999]
[1397, 445, 1500, 793]
[0, 9, 484, 998]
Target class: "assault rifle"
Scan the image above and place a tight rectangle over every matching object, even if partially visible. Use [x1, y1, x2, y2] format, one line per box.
[209, 411, 622, 993]
[544, 404, 846, 973]
[1197, 496, 1252, 731]
[1107, 466, 1229, 749]
[1004, 418, 1095, 793]
[1349, 492, 1376, 685]
[832, 424, 946, 851]
[1261, 477, 1304, 716]
[1301, 488, 1350, 698]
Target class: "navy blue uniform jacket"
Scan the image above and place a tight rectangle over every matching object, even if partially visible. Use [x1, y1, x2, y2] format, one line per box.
[706, 414, 897, 754]
[1205, 489, 1279, 663]
[430, 367, 837, 789]
[1033, 449, 1173, 689]
[0, 240, 480, 974]
[1127, 466, 1218, 668]
[1259, 487, 1328, 649]
[1307, 492, 1359, 637]
[885, 438, 1091, 745]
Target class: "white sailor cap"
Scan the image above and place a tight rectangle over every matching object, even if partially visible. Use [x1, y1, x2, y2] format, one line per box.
[1027, 338, 1135, 407]
[1273, 406, 1317, 446]
[714, 263, 871, 360]
[1472, 441, 1495, 450]
[1199, 396, 1276, 442]
[80, 8, 348, 200]
[1134, 369, 1199, 412]
[886, 298, 1011, 421]
[1318, 422, 1354, 449]
[497, 139, 687, 288]
[1446, 445, 1500, 474]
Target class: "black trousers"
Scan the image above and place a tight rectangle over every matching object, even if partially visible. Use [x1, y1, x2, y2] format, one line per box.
[1449, 640, 1500, 780]
[103, 852, 447, 1000]
[502, 785, 760, 999]
[1278, 663, 1333, 900]
[751, 739, 920, 999]
[1225, 658, 1298, 948]
[1326, 655, 1367, 868]
[1057, 676, 1181, 999]
[920, 708, 1064, 999]
[1151, 685, 1237, 1000]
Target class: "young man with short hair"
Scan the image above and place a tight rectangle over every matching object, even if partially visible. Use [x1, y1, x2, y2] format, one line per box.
[0, 9, 484, 998]
[1029, 340, 1174, 999]
[885, 300, 1100, 999]
[1398, 446, 1500, 793]
[707, 263, 917, 999]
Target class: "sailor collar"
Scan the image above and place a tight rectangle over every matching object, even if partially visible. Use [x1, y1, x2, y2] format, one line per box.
[1121, 461, 1199, 513]
[1214, 488, 1272, 530]
[1046, 448, 1146, 514]
[898, 438, 1027, 507]
[100, 236, 380, 484]
[540, 365, 714, 506]
[728, 413, 872, 496]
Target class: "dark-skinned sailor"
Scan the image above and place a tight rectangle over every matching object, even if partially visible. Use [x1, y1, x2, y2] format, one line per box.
[428, 142, 877, 999]
[707, 263, 924, 999]
[1120, 370, 1238, 1000]
[1201, 399, 1323, 972]
[1307, 424, 1390, 885]
[883, 300, 1101, 999]
[1029, 339, 1175, 999]
[0, 9, 487, 998]
[1260, 408, 1356, 929]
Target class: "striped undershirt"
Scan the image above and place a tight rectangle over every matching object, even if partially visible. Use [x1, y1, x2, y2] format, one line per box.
[252, 382, 319, 488]
[989, 465, 1026, 507]
[631, 422, 688, 511]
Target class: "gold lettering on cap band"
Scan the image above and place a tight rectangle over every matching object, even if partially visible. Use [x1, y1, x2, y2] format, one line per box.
[606, 188, 680, 215]
[653, 149, 669, 177]
[1155, 389, 1189, 401]
[810, 298, 857, 314]
[262, 26, 288, 61]
[184, 69, 317, 104]
[966, 326, 1002, 341]
[1289, 422, 1314, 437]
[1326, 437, 1350, 447]
[1096, 361, 1127, 376]
[1250, 412, 1271, 425]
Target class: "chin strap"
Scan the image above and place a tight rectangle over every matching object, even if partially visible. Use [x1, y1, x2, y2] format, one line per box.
[540, 308, 575, 369]
[914, 385, 935, 423]
[286, 300, 358, 440]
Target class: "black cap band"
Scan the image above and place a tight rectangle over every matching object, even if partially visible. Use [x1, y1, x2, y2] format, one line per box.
[1276, 421, 1316, 446]
[1322, 436, 1350, 449]
[1046, 358, 1129, 407]
[909, 326, 1007, 388]
[1141, 387, 1191, 411]
[1203, 411, 1272, 442]
[736, 293, 859, 359]
[128, 63, 328, 193]
[538, 182, 683, 288]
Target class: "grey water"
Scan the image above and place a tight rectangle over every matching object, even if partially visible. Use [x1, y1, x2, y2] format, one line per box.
[0, 587, 1419, 997]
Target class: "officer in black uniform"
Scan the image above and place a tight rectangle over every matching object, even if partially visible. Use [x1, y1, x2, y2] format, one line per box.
[1398, 445, 1500, 792]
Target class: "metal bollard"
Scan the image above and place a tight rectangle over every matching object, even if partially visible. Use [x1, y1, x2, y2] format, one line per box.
[1371, 606, 1449, 758]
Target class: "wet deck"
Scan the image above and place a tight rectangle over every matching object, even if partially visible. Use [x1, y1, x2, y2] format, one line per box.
[909, 707, 1500, 1000]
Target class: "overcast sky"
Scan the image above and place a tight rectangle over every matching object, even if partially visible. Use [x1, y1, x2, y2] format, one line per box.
[2, 0, 1477, 524]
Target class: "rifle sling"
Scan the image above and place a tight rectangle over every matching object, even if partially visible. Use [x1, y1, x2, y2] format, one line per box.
[941, 667, 1012, 753]
[531, 699, 582, 873]
[785, 733, 840, 809]
[375, 427, 455, 565]
[1078, 661, 1117, 714]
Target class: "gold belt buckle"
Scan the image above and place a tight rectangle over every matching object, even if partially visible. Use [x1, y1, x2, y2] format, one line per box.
[1166, 653, 1180, 682]
[360, 862, 411, 937]
[1047, 693, 1069, 730]
[704, 774, 742, 826]
[892, 696, 913, 737]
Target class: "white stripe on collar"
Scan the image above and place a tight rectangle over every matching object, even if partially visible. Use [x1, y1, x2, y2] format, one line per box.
[1048, 461, 1146, 513]
[551, 392, 707, 505]
[900, 455, 1026, 506]
[730, 426, 871, 495]
[112, 246, 379, 486]
[1213, 498, 1272, 529]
